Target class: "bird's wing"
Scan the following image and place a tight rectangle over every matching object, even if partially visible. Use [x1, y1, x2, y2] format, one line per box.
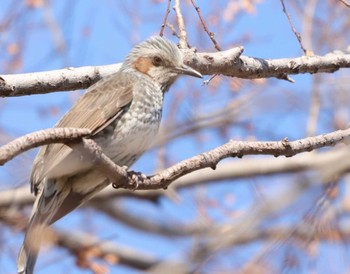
[30, 71, 134, 192]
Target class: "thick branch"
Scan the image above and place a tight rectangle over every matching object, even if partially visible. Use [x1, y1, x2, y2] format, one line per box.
[183, 49, 350, 79]
[2, 48, 350, 97]
[0, 128, 91, 166]
[0, 64, 121, 97]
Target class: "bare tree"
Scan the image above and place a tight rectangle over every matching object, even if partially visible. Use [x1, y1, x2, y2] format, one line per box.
[1, 0, 350, 273]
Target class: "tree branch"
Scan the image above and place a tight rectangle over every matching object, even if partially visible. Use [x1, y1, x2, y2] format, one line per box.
[182, 48, 350, 79]
[159, 0, 172, 37]
[0, 64, 121, 97]
[280, 0, 307, 54]
[37, 127, 350, 191]
[1, 48, 350, 97]
[0, 128, 91, 166]
[2, 126, 350, 193]
[339, 0, 350, 8]
[2, 147, 349, 210]
[190, 0, 222, 51]
[123, 128, 350, 190]
[173, 0, 188, 49]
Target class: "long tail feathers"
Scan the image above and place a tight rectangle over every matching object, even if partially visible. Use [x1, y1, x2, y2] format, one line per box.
[18, 246, 37, 274]
[17, 178, 78, 274]
[17, 174, 109, 274]
[17, 223, 42, 274]
[17, 194, 48, 274]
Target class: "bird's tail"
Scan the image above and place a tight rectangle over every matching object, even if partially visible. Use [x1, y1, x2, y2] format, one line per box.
[17, 171, 109, 274]
[17, 219, 45, 274]
[17, 178, 69, 274]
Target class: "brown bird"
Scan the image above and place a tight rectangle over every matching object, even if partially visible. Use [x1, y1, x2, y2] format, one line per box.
[17, 36, 202, 274]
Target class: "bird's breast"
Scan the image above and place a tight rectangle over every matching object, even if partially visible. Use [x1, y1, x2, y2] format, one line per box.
[94, 87, 163, 167]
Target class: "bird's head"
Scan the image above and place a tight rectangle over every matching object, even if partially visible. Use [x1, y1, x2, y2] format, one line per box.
[121, 36, 202, 91]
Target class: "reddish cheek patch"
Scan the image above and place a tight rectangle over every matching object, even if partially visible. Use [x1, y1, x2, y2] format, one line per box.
[133, 57, 153, 76]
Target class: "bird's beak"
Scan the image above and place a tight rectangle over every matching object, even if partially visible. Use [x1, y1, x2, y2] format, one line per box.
[175, 65, 203, 78]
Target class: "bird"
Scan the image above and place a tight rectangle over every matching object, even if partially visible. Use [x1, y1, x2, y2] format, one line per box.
[17, 36, 202, 274]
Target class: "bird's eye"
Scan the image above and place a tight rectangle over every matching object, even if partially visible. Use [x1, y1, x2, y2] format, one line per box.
[152, 56, 162, 66]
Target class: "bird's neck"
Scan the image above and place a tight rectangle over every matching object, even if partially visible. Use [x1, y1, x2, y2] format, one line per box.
[123, 66, 176, 94]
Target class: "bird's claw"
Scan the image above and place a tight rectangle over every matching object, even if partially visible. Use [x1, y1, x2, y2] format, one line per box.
[127, 170, 148, 190]
[112, 166, 145, 189]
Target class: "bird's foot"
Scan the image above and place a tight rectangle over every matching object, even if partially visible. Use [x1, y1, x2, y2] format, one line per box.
[112, 166, 148, 190]
[127, 170, 148, 190]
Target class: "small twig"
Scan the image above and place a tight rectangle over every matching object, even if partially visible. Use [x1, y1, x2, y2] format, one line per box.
[159, 0, 172, 37]
[173, 0, 188, 49]
[202, 74, 218, 85]
[276, 73, 295, 83]
[166, 22, 179, 38]
[339, 0, 350, 7]
[0, 128, 91, 166]
[190, 0, 222, 51]
[280, 0, 307, 55]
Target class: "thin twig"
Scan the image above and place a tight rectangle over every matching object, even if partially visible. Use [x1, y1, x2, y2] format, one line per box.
[159, 0, 172, 36]
[0, 128, 91, 166]
[280, 0, 307, 55]
[166, 22, 179, 38]
[173, 0, 188, 48]
[190, 0, 222, 51]
[202, 74, 219, 85]
[339, 0, 350, 7]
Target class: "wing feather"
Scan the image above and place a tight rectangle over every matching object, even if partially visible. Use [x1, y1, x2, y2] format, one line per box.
[31, 71, 134, 192]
